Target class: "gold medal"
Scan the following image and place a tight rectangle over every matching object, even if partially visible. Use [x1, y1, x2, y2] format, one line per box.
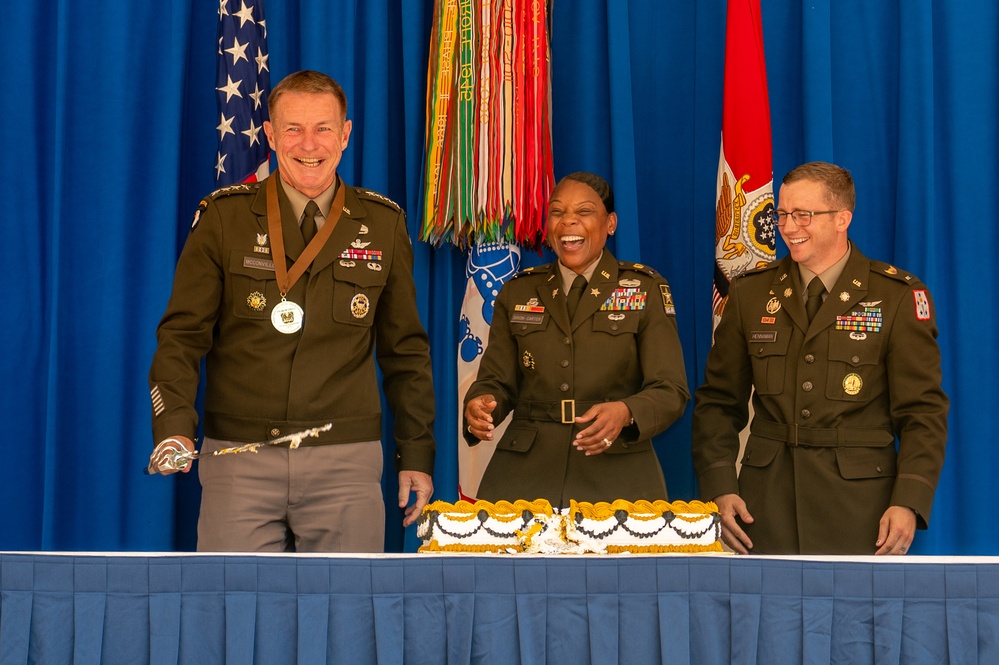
[350, 294, 370, 319]
[843, 373, 863, 396]
[271, 299, 304, 334]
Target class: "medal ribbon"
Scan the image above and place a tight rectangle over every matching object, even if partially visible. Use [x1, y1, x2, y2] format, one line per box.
[266, 175, 346, 297]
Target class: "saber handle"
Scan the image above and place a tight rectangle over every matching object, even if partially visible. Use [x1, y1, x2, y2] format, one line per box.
[143, 423, 332, 475]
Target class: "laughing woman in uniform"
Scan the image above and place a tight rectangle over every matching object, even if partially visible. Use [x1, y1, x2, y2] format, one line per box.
[463, 172, 689, 506]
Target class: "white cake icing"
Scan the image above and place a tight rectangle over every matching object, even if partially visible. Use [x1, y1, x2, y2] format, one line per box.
[417, 499, 723, 554]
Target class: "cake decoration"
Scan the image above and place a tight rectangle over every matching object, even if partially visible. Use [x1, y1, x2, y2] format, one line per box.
[417, 498, 723, 554]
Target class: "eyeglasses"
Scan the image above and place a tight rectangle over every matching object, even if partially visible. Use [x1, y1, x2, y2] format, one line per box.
[774, 210, 842, 227]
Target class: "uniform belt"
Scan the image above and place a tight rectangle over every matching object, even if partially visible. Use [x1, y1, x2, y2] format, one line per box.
[751, 419, 894, 448]
[515, 399, 604, 424]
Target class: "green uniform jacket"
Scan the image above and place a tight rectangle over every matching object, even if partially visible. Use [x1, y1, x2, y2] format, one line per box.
[464, 251, 690, 506]
[149, 175, 435, 474]
[693, 246, 948, 554]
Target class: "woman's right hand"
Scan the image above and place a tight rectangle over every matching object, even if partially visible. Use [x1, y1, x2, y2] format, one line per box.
[465, 394, 497, 440]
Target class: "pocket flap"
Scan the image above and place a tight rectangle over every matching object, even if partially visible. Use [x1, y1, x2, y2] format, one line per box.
[495, 425, 537, 453]
[836, 447, 897, 480]
[740, 436, 783, 468]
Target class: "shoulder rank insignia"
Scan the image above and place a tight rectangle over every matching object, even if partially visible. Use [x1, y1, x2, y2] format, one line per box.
[618, 261, 657, 277]
[357, 188, 402, 212]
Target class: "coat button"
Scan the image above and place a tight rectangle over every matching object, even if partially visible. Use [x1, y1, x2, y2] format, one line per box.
[852, 355, 861, 364]
[560, 383, 569, 392]
[800, 410, 812, 419]
[270, 428, 281, 437]
[560, 359, 569, 367]
[802, 381, 813, 391]
[520, 324, 528, 331]
[610, 323, 619, 331]
[562, 336, 571, 345]
[876, 466, 883, 473]
[804, 354, 815, 363]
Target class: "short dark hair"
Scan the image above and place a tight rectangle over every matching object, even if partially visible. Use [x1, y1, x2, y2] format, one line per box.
[268, 70, 348, 123]
[556, 172, 615, 214]
[782, 161, 856, 212]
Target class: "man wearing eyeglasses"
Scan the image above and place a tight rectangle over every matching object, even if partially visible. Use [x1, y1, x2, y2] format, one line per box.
[692, 161, 948, 555]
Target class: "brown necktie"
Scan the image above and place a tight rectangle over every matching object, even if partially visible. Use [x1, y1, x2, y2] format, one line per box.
[805, 277, 825, 323]
[566, 275, 587, 319]
[301, 200, 319, 244]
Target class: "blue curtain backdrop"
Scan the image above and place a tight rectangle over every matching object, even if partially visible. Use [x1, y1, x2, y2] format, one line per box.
[0, 0, 993, 554]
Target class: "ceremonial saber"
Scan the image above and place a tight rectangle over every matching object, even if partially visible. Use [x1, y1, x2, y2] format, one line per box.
[144, 423, 332, 475]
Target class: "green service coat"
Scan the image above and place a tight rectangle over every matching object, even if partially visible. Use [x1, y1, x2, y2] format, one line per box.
[149, 174, 435, 474]
[693, 246, 948, 554]
[464, 250, 690, 506]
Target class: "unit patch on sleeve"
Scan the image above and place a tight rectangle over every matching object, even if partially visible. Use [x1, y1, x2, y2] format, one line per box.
[913, 290, 931, 321]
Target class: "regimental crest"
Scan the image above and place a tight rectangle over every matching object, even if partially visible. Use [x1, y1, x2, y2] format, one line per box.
[350, 294, 370, 319]
[246, 291, 266, 312]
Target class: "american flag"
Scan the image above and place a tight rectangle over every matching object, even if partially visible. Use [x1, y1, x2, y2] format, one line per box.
[215, 0, 271, 187]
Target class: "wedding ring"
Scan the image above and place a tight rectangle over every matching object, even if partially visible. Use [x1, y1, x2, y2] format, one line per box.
[602, 438, 612, 447]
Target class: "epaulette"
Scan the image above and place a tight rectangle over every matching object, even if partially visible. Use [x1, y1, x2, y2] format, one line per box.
[737, 259, 781, 278]
[190, 182, 260, 229]
[510, 263, 553, 279]
[617, 261, 658, 277]
[355, 188, 402, 213]
[207, 182, 260, 199]
[871, 260, 922, 285]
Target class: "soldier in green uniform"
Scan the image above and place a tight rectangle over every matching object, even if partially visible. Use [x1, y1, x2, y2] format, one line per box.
[693, 162, 948, 555]
[147, 71, 435, 552]
[464, 172, 690, 506]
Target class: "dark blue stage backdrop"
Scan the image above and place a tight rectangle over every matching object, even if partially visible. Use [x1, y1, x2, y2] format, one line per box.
[0, 1, 993, 554]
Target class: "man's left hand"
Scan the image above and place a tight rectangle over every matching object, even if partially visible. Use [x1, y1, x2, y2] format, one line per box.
[399, 470, 434, 527]
[874, 505, 917, 555]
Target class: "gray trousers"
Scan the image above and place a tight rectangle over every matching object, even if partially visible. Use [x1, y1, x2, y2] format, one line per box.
[196, 438, 385, 553]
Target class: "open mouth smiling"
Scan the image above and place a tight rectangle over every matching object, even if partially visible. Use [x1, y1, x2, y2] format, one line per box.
[560, 235, 584, 249]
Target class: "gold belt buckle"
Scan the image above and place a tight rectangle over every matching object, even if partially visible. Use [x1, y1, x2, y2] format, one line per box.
[561, 399, 576, 424]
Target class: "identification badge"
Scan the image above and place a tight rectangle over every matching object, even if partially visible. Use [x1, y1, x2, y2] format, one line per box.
[271, 299, 304, 334]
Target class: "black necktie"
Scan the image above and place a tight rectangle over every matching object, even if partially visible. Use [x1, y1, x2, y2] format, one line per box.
[301, 200, 319, 244]
[805, 277, 825, 323]
[566, 275, 587, 319]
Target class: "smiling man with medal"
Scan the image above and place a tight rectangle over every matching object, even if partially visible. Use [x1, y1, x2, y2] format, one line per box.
[147, 71, 436, 553]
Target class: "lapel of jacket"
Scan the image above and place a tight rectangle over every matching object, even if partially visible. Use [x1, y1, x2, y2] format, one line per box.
[571, 252, 618, 332]
[772, 256, 809, 333]
[804, 246, 871, 343]
[536, 264, 570, 336]
[311, 182, 363, 274]
[252, 176, 308, 262]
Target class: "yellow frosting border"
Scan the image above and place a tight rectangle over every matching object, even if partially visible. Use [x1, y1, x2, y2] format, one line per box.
[418, 539, 523, 554]
[422, 499, 555, 522]
[569, 499, 719, 521]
